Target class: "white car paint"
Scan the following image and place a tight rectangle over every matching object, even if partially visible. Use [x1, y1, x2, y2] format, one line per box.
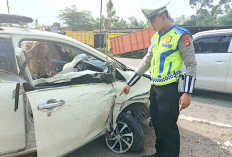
[0, 80, 26, 155]
[27, 83, 116, 157]
[193, 29, 232, 94]
[0, 27, 150, 157]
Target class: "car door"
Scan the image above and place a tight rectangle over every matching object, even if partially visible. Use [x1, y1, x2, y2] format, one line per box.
[225, 37, 232, 91]
[0, 37, 27, 156]
[25, 71, 116, 156]
[16, 37, 117, 156]
[194, 35, 232, 91]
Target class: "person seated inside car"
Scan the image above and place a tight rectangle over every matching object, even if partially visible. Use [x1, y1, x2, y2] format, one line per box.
[55, 44, 74, 62]
[23, 41, 55, 79]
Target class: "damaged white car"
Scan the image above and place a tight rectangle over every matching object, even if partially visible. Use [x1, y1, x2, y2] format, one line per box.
[0, 14, 150, 157]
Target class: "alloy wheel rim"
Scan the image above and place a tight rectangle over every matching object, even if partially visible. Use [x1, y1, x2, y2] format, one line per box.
[105, 121, 133, 153]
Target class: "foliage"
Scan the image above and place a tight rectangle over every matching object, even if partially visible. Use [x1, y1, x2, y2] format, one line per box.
[175, 0, 232, 26]
[216, 10, 232, 25]
[105, 1, 145, 29]
[128, 17, 145, 28]
[106, 0, 117, 28]
[52, 22, 61, 27]
[107, 0, 116, 21]
[55, 0, 232, 32]
[175, 15, 187, 25]
[57, 1, 146, 31]
[189, 0, 214, 11]
[58, 5, 95, 31]
[112, 17, 129, 29]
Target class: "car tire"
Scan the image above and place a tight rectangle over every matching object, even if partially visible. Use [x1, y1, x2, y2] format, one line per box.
[105, 113, 144, 153]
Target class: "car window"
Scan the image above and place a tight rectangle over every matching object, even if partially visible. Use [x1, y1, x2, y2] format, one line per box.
[21, 40, 76, 79]
[0, 38, 17, 74]
[20, 40, 107, 87]
[48, 43, 61, 60]
[194, 36, 232, 54]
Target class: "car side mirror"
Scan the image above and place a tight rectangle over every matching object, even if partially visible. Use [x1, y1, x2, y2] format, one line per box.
[101, 61, 116, 84]
[103, 61, 116, 73]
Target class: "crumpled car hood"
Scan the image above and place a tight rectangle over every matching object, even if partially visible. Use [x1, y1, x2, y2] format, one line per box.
[115, 69, 151, 104]
[34, 69, 101, 86]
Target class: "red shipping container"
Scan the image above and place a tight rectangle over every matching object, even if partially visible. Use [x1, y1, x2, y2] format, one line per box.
[111, 27, 155, 55]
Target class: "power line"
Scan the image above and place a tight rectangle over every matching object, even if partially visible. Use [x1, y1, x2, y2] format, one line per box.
[112, 0, 145, 22]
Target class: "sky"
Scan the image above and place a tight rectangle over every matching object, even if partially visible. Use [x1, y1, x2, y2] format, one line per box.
[0, 0, 196, 26]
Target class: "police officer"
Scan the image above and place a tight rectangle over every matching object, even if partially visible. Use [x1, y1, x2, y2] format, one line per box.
[120, 0, 197, 157]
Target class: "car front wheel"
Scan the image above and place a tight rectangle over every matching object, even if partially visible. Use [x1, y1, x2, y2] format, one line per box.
[105, 113, 144, 153]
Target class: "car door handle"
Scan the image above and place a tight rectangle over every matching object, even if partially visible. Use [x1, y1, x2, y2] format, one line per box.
[37, 99, 65, 110]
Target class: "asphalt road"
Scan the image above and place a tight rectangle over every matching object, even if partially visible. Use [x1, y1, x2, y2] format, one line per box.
[116, 58, 232, 126]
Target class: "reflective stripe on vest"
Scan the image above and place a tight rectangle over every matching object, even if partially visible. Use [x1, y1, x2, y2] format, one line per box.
[150, 25, 190, 86]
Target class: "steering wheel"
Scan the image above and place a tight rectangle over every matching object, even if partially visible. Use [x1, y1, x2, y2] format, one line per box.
[63, 54, 88, 71]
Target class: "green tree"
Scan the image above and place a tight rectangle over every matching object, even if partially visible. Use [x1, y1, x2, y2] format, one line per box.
[211, 0, 232, 25]
[128, 17, 139, 28]
[112, 17, 128, 29]
[189, 0, 214, 23]
[189, 0, 214, 13]
[58, 5, 95, 31]
[52, 22, 61, 27]
[175, 15, 187, 25]
[196, 9, 215, 25]
[106, 0, 116, 28]
[107, 0, 116, 19]
[93, 17, 101, 30]
[216, 10, 232, 25]
[127, 16, 145, 28]
[183, 15, 197, 26]
[175, 0, 232, 26]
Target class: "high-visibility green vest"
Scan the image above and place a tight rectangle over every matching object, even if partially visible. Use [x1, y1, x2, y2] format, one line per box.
[150, 25, 191, 86]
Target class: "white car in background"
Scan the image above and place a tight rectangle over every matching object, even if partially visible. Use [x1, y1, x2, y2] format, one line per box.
[0, 14, 150, 157]
[193, 29, 232, 94]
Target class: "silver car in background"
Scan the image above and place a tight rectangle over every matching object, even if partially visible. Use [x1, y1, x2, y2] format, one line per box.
[193, 29, 232, 94]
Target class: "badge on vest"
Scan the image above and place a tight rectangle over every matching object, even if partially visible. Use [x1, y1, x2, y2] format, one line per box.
[162, 43, 172, 48]
[165, 35, 173, 43]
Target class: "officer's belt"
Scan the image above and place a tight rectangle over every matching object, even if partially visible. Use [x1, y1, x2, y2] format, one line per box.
[151, 70, 182, 83]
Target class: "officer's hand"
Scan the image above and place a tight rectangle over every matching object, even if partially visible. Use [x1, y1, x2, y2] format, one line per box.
[49, 70, 56, 76]
[120, 84, 131, 96]
[179, 93, 191, 111]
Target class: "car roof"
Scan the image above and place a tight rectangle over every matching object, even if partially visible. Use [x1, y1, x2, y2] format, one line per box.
[0, 27, 69, 39]
[0, 27, 95, 51]
[193, 28, 232, 39]
[0, 27, 115, 64]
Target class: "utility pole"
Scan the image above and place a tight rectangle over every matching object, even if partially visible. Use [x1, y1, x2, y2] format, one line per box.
[6, 0, 10, 14]
[99, 0, 102, 48]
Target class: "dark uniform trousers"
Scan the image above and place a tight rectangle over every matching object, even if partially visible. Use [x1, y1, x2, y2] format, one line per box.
[150, 82, 181, 157]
